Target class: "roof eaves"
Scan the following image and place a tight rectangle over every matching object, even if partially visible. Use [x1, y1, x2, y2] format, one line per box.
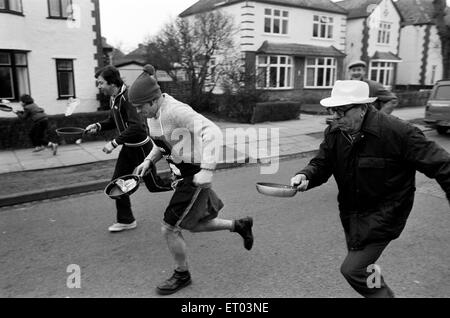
[180, 0, 348, 17]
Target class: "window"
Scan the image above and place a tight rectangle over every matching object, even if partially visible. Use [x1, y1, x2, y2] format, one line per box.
[256, 55, 293, 89]
[434, 85, 450, 100]
[370, 61, 393, 87]
[48, 0, 73, 18]
[305, 57, 337, 88]
[377, 22, 391, 44]
[264, 8, 288, 35]
[0, 51, 30, 100]
[313, 15, 334, 39]
[0, 0, 23, 14]
[56, 59, 75, 99]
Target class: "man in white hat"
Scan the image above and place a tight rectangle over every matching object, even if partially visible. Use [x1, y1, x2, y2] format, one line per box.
[290, 80, 450, 298]
[348, 60, 397, 114]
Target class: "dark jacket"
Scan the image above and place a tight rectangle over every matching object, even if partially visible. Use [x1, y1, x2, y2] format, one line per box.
[17, 103, 47, 123]
[299, 107, 450, 250]
[363, 79, 397, 111]
[98, 85, 150, 147]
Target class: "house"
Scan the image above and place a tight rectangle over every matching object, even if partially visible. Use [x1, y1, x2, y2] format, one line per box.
[335, 0, 403, 89]
[396, 0, 449, 87]
[179, 0, 348, 102]
[113, 44, 186, 85]
[0, 0, 103, 117]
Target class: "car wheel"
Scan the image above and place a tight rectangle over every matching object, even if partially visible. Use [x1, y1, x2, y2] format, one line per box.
[437, 127, 448, 135]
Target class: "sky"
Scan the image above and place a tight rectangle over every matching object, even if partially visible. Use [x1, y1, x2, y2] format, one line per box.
[100, 0, 199, 53]
[100, 0, 450, 54]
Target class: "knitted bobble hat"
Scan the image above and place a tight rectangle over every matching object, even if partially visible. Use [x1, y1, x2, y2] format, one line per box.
[128, 64, 162, 105]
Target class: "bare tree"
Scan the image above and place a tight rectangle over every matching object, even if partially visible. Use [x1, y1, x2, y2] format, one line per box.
[144, 10, 237, 108]
[432, 0, 450, 79]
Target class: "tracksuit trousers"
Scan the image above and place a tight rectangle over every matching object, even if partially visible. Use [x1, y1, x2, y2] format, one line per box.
[112, 142, 152, 224]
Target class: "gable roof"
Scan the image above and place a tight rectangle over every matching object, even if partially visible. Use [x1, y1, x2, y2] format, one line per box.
[114, 60, 145, 68]
[113, 44, 148, 67]
[335, 0, 395, 19]
[257, 41, 346, 57]
[396, 0, 450, 26]
[179, 0, 347, 17]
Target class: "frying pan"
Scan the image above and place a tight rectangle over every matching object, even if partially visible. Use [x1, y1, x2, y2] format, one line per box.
[0, 103, 14, 112]
[56, 127, 86, 136]
[256, 182, 299, 198]
[56, 127, 87, 144]
[105, 174, 142, 200]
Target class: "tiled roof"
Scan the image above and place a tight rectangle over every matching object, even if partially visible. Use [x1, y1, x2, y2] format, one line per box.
[257, 41, 346, 57]
[335, 0, 382, 19]
[179, 0, 347, 17]
[396, 0, 450, 26]
[371, 51, 402, 61]
[114, 59, 145, 68]
[113, 45, 148, 66]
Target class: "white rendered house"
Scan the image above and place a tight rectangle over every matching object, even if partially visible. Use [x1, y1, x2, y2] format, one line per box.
[0, 0, 104, 117]
[179, 0, 348, 102]
[336, 0, 403, 89]
[396, 0, 447, 86]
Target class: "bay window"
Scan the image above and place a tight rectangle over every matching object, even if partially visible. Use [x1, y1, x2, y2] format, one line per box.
[370, 61, 393, 87]
[305, 57, 336, 88]
[256, 55, 293, 89]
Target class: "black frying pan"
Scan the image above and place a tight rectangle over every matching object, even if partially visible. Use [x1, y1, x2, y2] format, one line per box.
[55, 127, 87, 143]
[0, 103, 14, 112]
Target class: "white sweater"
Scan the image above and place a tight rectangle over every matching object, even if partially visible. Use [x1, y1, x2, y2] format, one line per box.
[145, 94, 222, 171]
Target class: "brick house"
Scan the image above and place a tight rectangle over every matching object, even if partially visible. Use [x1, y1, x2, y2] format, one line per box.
[0, 0, 104, 117]
[179, 0, 348, 102]
[335, 0, 403, 89]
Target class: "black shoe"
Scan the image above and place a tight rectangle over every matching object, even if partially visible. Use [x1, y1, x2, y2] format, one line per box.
[156, 270, 192, 296]
[234, 217, 254, 251]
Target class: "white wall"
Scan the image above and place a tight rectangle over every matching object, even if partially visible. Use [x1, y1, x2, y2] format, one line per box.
[425, 26, 443, 85]
[367, 0, 401, 58]
[397, 24, 443, 85]
[247, 1, 347, 52]
[0, 0, 99, 117]
[205, 1, 347, 53]
[397, 25, 424, 85]
[345, 18, 364, 74]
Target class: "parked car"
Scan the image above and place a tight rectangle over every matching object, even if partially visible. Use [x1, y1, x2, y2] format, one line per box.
[424, 79, 450, 134]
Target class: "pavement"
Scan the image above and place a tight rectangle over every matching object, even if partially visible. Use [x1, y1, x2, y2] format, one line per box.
[0, 106, 429, 207]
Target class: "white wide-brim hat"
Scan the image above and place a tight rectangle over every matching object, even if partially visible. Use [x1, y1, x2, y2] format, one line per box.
[320, 80, 377, 108]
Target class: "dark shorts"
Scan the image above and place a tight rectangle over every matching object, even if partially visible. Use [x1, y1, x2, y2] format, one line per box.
[163, 178, 224, 231]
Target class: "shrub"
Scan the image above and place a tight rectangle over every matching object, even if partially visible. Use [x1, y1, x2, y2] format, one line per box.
[251, 101, 302, 124]
[0, 111, 117, 150]
[394, 90, 431, 108]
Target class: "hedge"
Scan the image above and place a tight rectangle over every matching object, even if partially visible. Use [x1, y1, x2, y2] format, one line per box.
[251, 101, 302, 124]
[0, 111, 117, 150]
[394, 90, 431, 108]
